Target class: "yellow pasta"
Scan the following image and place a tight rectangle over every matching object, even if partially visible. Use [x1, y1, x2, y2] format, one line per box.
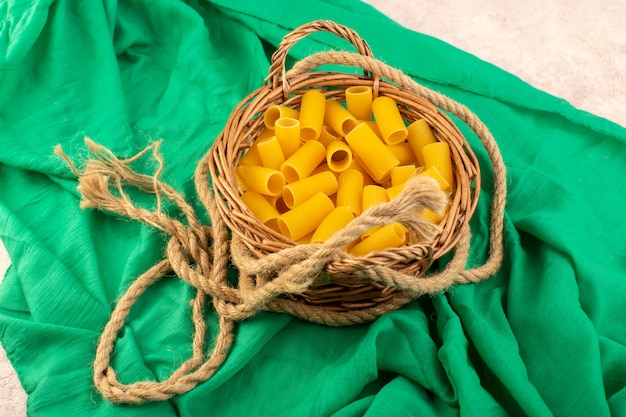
[349, 222, 407, 256]
[299, 90, 326, 140]
[344, 122, 400, 183]
[421, 208, 445, 224]
[257, 136, 285, 170]
[277, 192, 334, 241]
[264, 104, 300, 129]
[280, 140, 326, 183]
[386, 183, 405, 200]
[317, 124, 341, 147]
[345, 86, 373, 121]
[406, 119, 436, 166]
[324, 99, 358, 136]
[310, 206, 355, 244]
[326, 140, 353, 173]
[348, 158, 375, 186]
[241, 191, 280, 230]
[240, 142, 262, 166]
[282, 171, 338, 209]
[422, 142, 454, 189]
[236, 165, 285, 196]
[386, 143, 416, 166]
[363, 120, 382, 139]
[336, 169, 363, 215]
[372, 96, 408, 145]
[274, 117, 301, 158]
[390, 165, 417, 187]
[417, 166, 451, 191]
[362, 184, 389, 212]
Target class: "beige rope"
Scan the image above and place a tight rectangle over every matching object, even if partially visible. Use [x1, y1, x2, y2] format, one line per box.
[54, 50, 506, 404]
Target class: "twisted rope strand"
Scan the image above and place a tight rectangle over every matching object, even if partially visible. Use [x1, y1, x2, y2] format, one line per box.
[55, 46, 505, 403]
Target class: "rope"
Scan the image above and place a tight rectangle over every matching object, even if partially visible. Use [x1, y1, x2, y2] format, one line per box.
[54, 50, 506, 404]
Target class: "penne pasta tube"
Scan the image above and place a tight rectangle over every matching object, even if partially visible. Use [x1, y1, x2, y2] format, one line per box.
[336, 169, 363, 215]
[324, 99, 358, 136]
[345, 86, 373, 121]
[362, 185, 389, 212]
[310, 206, 355, 244]
[282, 171, 338, 209]
[363, 120, 382, 139]
[236, 165, 285, 196]
[372, 96, 408, 145]
[422, 142, 454, 189]
[241, 191, 280, 230]
[239, 143, 262, 166]
[348, 158, 375, 186]
[264, 104, 300, 129]
[417, 166, 451, 191]
[344, 122, 400, 183]
[299, 90, 326, 140]
[326, 140, 353, 173]
[421, 208, 446, 224]
[317, 124, 341, 147]
[386, 183, 405, 200]
[390, 165, 418, 187]
[386, 143, 416, 166]
[274, 117, 301, 158]
[257, 136, 286, 170]
[277, 192, 334, 241]
[280, 140, 326, 183]
[349, 222, 407, 256]
[406, 119, 436, 166]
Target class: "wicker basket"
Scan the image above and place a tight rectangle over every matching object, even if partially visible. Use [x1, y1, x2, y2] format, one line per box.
[208, 20, 480, 312]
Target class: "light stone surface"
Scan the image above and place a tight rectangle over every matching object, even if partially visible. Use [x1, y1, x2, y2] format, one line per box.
[1, 1, 624, 415]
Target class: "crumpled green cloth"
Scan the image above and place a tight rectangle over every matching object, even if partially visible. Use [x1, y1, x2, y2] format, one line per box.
[1, 0, 625, 416]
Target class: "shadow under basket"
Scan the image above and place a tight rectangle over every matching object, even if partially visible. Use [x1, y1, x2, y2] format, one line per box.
[208, 20, 481, 313]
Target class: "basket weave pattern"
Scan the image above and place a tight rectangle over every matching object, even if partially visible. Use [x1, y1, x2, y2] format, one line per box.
[208, 21, 480, 311]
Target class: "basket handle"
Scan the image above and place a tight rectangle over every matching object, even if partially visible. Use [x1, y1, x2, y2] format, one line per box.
[266, 20, 376, 98]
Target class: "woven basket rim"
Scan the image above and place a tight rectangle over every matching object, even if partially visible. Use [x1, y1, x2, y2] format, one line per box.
[209, 71, 480, 266]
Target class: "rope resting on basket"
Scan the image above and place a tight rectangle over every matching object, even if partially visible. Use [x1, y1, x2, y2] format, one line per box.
[54, 50, 506, 404]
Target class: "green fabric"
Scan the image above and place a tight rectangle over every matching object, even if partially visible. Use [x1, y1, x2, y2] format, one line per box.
[1, 0, 625, 416]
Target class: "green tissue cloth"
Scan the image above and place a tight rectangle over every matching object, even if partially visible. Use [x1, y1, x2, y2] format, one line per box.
[1, 0, 625, 416]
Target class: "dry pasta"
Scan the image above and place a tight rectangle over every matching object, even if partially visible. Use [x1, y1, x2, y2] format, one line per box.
[386, 143, 416, 166]
[406, 119, 436, 166]
[336, 169, 363, 215]
[362, 185, 389, 212]
[280, 140, 326, 183]
[317, 124, 341, 147]
[349, 222, 407, 255]
[282, 171, 338, 208]
[347, 158, 375, 186]
[372, 96, 408, 145]
[324, 99, 358, 136]
[274, 117, 301, 158]
[310, 206, 355, 244]
[417, 166, 450, 191]
[240, 142, 262, 166]
[390, 165, 417, 187]
[277, 192, 334, 241]
[299, 90, 326, 141]
[326, 140, 353, 173]
[236, 165, 285, 196]
[345, 86, 372, 121]
[241, 191, 280, 230]
[422, 142, 454, 189]
[344, 122, 400, 182]
[264, 104, 300, 129]
[257, 136, 285, 170]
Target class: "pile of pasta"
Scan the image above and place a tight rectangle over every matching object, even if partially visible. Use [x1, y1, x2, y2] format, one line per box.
[236, 87, 453, 255]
